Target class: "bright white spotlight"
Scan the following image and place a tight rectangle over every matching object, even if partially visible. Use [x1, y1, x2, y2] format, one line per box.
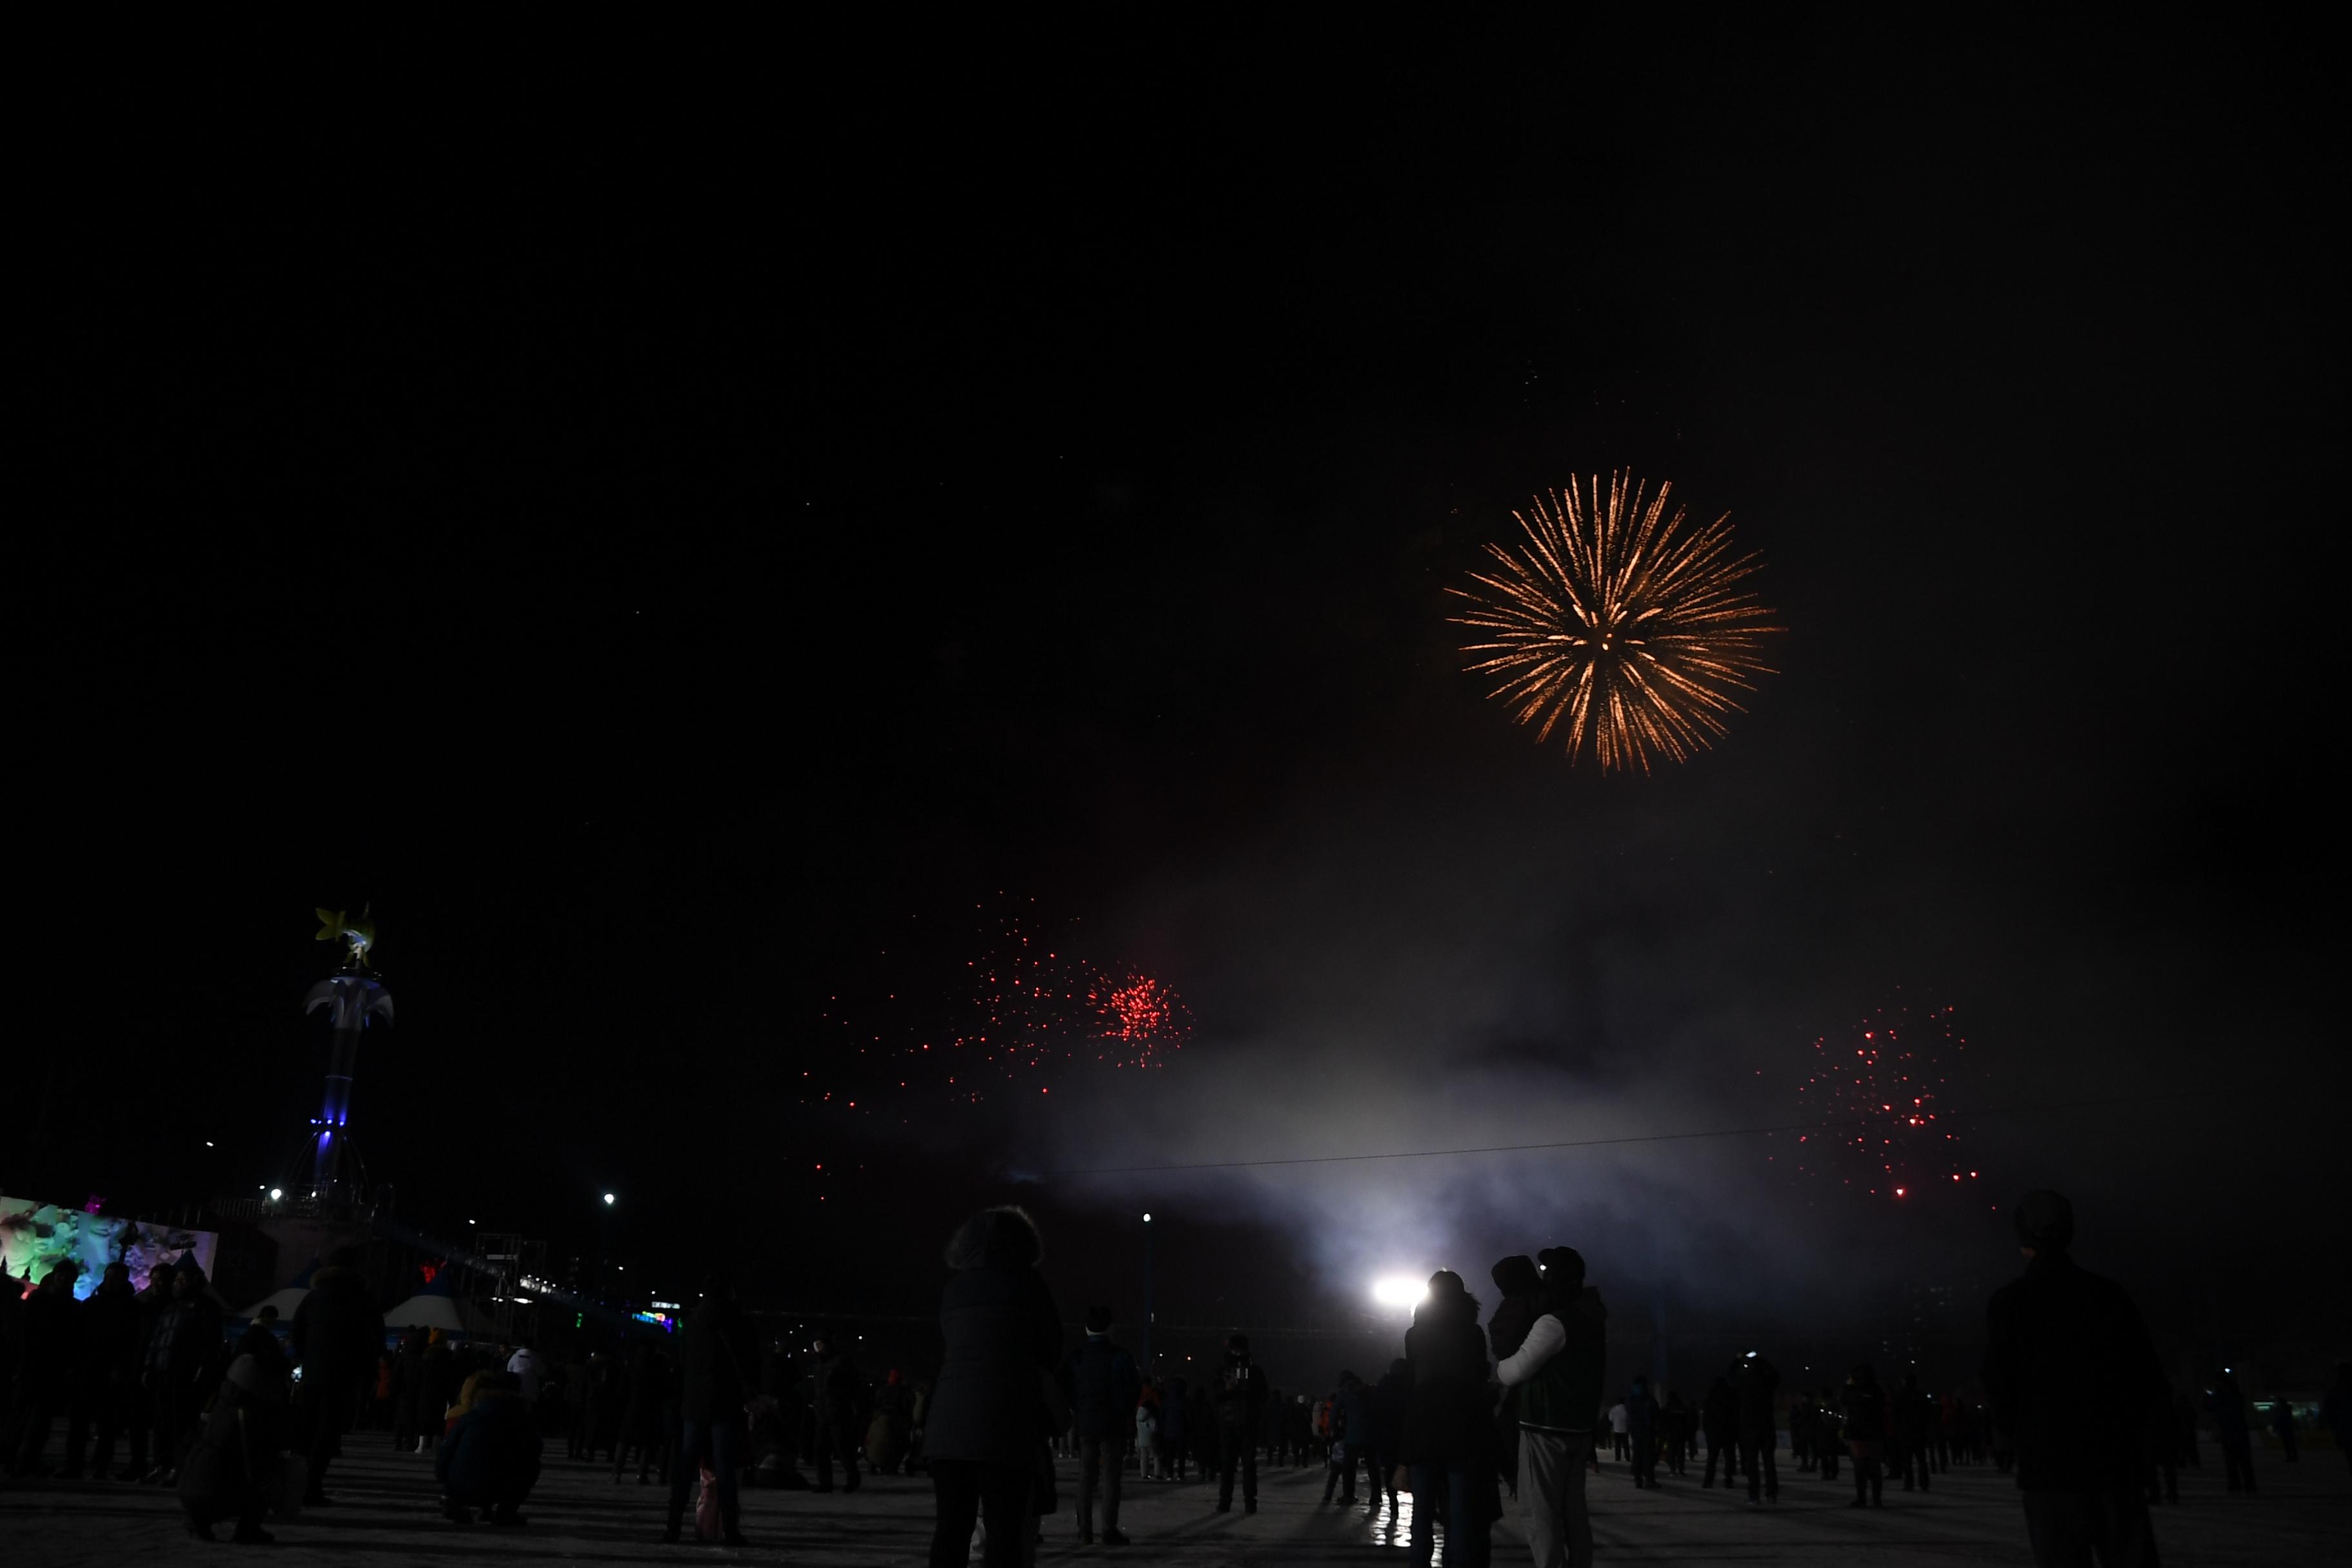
[1371, 1275, 1427, 1310]
[603, 1192, 617, 1206]
[268, 1188, 283, 1201]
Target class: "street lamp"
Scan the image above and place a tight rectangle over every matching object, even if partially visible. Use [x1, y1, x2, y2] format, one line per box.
[598, 1191, 618, 1302]
[1141, 1213, 1155, 1373]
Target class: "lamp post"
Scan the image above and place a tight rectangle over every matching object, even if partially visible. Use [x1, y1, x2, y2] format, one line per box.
[1141, 1212, 1155, 1374]
[600, 1191, 617, 1301]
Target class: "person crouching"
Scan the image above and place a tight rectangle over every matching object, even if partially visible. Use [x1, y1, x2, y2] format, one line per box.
[436, 1371, 542, 1525]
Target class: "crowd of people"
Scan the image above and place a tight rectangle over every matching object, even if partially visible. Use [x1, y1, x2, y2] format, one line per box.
[5, 1191, 2348, 1563]
[873, 1191, 2346, 1567]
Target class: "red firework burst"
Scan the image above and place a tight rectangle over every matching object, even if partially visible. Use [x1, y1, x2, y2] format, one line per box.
[1779, 995, 1986, 1202]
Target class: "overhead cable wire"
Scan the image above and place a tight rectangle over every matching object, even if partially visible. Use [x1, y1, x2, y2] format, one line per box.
[1038, 1085, 2245, 1179]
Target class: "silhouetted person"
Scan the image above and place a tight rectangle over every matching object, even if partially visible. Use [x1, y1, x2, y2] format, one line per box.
[119, 1262, 172, 1479]
[1160, 1373, 1190, 1480]
[923, 1206, 1060, 1568]
[1070, 1305, 1139, 1545]
[438, 1370, 541, 1525]
[7, 1263, 79, 1475]
[2269, 1396, 2297, 1462]
[1489, 1255, 1542, 1493]
[1701, 1372, 1739, 1487]
[665, 1269, 754, 1546]
[1814, 1387, 1842, 1483]
[1370, 1358, 1408, 1518]
[176, 1352, 284, 1543]
[1661, 1391, 1690, 1478]
[291, 1245, 384, 1505]
[616, 1340, 672, 1483]
[1845, 1364, 1887, 1506]
[1736, 1351, 1779, 1502]
[1983, 1190, 2166, 1566]
[1625, 1378, 1659, 1489]
[2144, 1375, 2180, 1506]
[144, 1257, 224, 1483]
[810, 1330, 863, 1493]
[65, 1262, 142, 1479]
[2323, 1365, 2352, 1479]
[1213, 1332, 1268, 1513]
[1399, 1269, 1494, 1568]
[1896, 1373, 1934, 1492]
[2208, 1369, 2255, 1494]
[1326, 1373, 1373, 1504]
[2173, 1391, 2200, 1470]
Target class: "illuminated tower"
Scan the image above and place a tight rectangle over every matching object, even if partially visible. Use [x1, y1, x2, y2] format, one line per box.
[302, 908, 393, 1203]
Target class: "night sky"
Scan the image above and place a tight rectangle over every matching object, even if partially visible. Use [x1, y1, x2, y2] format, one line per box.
[28, 28, 2344, 1372]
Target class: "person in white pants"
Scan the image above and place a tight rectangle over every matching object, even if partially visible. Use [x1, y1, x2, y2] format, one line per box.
[1497, 1248, 1609, 1568]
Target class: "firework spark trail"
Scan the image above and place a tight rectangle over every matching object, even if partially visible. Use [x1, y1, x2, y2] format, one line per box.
[1448, 473, 1781, 772]
[1780, 998, 1986, 1201]
[811, 899, 1191, 1116]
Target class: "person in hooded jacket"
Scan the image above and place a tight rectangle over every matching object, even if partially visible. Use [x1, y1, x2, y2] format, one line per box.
[1701, 1372, 1740, 1488]
[177, 1350, 287, 1543]
[1983, 1191, 2167, 1565]
[438, 1369, 542, 1525]
[923, 1206, 1061, 1568]
[1400, 1269, 1493, 1568]
[291, 1246, 384, 1505]
[1495, 1246, 1602, 1568]
[1068, 1304, 1139, 1544]
[1488, 1255, 1541, 1493]
[1735, 1352, 1781, 1502]
[1213, 1333, 1269, 1513]
[664, 1269, 757, 1547]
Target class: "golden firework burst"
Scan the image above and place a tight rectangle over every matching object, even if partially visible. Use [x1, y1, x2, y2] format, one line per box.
[1448, 473, 1781, 772]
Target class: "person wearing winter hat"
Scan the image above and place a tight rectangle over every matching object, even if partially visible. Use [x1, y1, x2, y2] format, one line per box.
[1983, 1190, 2167, 1567]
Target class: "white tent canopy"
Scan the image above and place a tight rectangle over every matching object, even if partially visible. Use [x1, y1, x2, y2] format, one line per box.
[380, 1291, 498, 1339]
[237, 1285, 309, 1321]
[381, 1292, 467, 1333]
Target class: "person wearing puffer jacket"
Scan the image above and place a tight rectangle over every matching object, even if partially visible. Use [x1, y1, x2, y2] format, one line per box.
[436, 1371, 541, 1526]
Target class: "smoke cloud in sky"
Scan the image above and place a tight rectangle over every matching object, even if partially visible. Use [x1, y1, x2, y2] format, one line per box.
[975, 739, 2337, 1333]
